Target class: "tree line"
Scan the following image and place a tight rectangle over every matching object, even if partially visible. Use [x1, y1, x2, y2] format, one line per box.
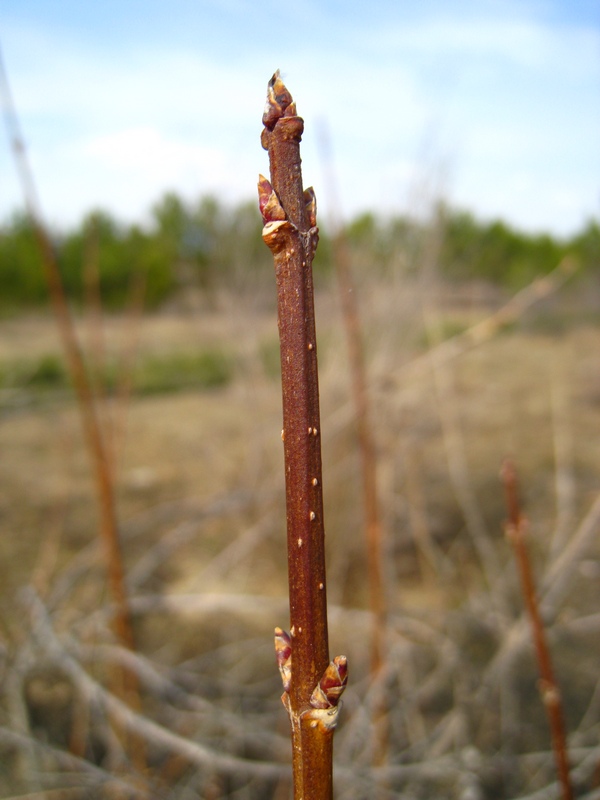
[0, 191, 597, 309]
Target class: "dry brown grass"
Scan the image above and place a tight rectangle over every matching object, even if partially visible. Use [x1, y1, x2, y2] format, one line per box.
[0, 277, 599, 798]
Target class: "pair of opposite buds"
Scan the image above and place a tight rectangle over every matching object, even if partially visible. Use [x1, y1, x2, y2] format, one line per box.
[274, 627, 348, 729]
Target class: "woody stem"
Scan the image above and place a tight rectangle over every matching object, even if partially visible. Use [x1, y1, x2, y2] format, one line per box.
[260, 71, 333, 800]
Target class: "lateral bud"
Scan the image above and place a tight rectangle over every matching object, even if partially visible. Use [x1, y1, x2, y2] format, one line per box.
[310, 655, 348, 709]
[303, 187, 317, 228]
[262, 219, 294, 255]
[304, 659, 348, 732]
[274, 626, 292, 693]
[258, 174, 286, 223]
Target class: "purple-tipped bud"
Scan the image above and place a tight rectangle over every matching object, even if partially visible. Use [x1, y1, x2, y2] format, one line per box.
[304, 187, 317, 228]
[274, 626, 292, 663]
[258, 174, 273, 216]
[274, 627, 292, 693]
[258, 175, 286, 223]
[262, 70, 294, 130]
[310, 656, 348, 709]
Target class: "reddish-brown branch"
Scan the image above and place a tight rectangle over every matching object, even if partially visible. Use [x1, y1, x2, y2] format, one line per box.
[501, 459, 573, 800]
[260, 71, 345, 799]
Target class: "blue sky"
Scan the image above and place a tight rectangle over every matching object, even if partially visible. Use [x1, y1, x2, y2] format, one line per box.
[0, 1, 598, 236]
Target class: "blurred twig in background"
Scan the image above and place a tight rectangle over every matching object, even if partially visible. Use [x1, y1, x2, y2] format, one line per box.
[502, 459, 574, 800]
[318, 119, 389, 770]
[0, 42, 144, 774]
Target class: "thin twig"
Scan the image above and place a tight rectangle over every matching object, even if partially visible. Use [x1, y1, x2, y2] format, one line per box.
[317, 119, 388, 766]
[317, 121, 386, 670]
[501, 459, 574, 800]
[23, 587, 288, 783]
[549, 370, 577, 560]
[0, 43, 136, 663]
[388, 256, 578, 389]
[420, 214, 505, 610]
[109, 266, 148, 477]
[0, 45, 145, 777]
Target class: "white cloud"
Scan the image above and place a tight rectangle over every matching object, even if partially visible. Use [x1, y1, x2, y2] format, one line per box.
[84, 127, 225, 176]
[0, 5, 597, 235]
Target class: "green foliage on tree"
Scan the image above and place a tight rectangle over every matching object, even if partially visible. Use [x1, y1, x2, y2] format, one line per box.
[0, 212, 47, 306]
[0, 193, 596, 311]
[58, 210, 175, 309]
[438, 208, 568, 286]
[569, 219, 600, 267]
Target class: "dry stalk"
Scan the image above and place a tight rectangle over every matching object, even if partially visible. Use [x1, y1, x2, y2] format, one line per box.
[501, 459, 573, 800]
[549, 372, 577, 561]
[24, 587, 288, 783]
[389, 256, 577, 390]
[419, 215, 503, 609]
[0, 44, 135, 663]
[259, 71, 347, 799]
[317, 122, 388, 766]
[109, 266, 147, 475]
[317, 122, 386, 674]
[0, 47, 145, 776]
[82, 216, 108, 409]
